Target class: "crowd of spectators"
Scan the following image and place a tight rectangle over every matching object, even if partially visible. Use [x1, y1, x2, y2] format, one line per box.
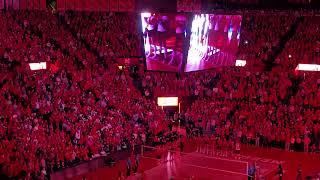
[139, 14, 298, 97]
[0, 9, 320, 179]
[63, 11, 142, 59]
[140, 66, 320, 154]
[186, 83, 320, 151]
[139, 71, 214, 97]
[0, 11, 166, 179]
[180, 62, 319, 152]
[138, 13, 320, 154]
[278, 16, 320, 69]
[237, 14, 296, 66]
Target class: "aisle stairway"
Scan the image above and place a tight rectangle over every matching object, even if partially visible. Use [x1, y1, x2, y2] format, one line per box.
[58, 12, 106, 67]
[263, 16, 304, 71]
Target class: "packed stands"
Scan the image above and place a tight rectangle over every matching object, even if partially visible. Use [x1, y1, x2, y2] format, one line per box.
[0, 7, 320, 179]
[238, 13, 297, 66]
[278, 16, 320, 69]
[0, 11, 165, 179]
[185, 68, 320, 152]
[138, 12, 320, 156]
[63, 11, 142, 59]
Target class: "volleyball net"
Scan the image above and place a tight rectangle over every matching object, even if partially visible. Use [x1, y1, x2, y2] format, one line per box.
[140, 145, 251, 179]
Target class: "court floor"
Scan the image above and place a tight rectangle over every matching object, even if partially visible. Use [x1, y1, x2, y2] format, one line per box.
[127, 148, 278, 180]
[70, 141, 320, 180]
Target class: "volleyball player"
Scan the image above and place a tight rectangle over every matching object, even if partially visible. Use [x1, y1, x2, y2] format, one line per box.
[248, 162, 256, 180]
[133, 154, 140, 174]
[169, 143, 175, 162]
[277, 164, 284, 180]
[126, 157, 132, 177]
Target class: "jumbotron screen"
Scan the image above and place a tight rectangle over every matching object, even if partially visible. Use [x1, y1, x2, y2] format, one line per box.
[141, 12, 191, 72]
[186, 14, 242, 72]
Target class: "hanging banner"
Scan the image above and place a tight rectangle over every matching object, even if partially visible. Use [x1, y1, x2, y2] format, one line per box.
[56, 0, 136, 11]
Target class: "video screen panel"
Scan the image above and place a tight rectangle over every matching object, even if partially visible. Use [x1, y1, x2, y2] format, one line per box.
[157, 97, 178, 106]
[185, 14, 242, 72]
[141, 13, 191, 72]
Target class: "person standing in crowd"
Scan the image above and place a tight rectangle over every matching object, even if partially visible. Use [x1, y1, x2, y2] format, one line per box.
[126, 157, 132, 177]
[133, 153, 140, 174]
[168, 143, 175, 162]
[179, 141, 184, 153]
[277, 164, 284, 180]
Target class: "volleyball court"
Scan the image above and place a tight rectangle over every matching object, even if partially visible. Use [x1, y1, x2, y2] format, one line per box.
[128, 143, 279, 180]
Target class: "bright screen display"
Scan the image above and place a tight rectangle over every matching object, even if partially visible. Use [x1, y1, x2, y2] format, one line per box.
[296, 64, 320, 72]
[29, 62, 47, 71]
[157, 97, 178, 106]
[141, 13, 190, 72]
[185, 14, 242, 72]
